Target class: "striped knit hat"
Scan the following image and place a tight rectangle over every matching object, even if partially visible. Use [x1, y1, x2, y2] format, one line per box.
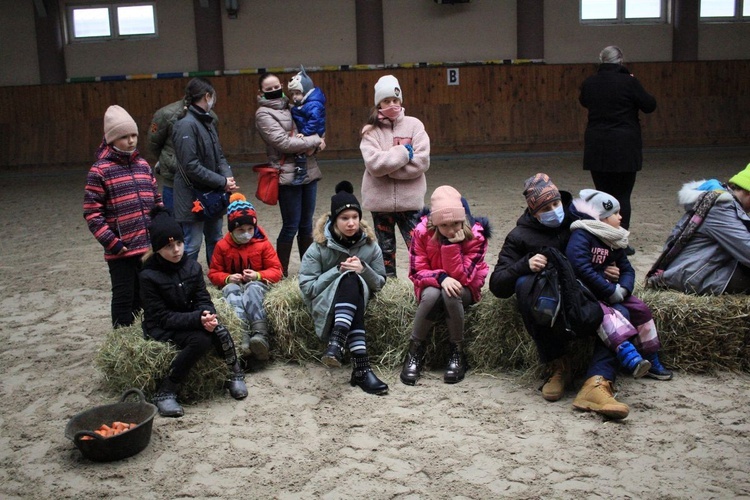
[523, 173, 561, 215]
[227, 193, 257, 231]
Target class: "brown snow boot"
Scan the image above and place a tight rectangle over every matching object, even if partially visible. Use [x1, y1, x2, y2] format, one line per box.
[541, 357, 570, 402]
[572, 375, 629, 420]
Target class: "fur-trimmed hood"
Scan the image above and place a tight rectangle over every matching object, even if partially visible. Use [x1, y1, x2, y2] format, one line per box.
[678, 180, 735, 208]
[313, 213, 376, 245]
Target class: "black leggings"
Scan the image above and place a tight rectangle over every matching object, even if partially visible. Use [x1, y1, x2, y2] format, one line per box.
[590, 171, 637, 229]
[166, 329, 223, 384]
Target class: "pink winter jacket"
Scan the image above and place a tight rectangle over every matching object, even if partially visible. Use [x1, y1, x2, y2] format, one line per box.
[408, 214, 490, 303]
[359, 112, 430, 212]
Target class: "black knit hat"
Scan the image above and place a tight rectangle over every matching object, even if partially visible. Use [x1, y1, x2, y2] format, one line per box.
[330, 181, 362, 219]
[148, 206, 184, 251]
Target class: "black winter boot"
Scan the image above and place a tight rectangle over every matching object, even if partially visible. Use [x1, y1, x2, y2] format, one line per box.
[226, 363, 248, 400]
[153, 378, 184, 418]
[444, 342, 467, 384]
[350, 355, 388, 395]
[276, 240, 294, 277]
[214, 324, 238, 366]
[400, 340, 426, 386]
[322, 327, 347, 368]
[297, 234, 314, 259]
[248, 319, 270, 361]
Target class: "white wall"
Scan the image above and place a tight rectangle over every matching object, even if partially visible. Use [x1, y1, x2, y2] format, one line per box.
[544, 0, 673, 63]
[64, 0, 197, 78]
[223, 0, 357, 70]
[0, 0, 39, 86]
[383, 0, 516, 63]
[2, 0, 750, 86]
[699, 22, 750, 60]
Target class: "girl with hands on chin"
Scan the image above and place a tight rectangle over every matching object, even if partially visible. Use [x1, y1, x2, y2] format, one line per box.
[299, 181, 388, 395]
[402, 186, 491, 386]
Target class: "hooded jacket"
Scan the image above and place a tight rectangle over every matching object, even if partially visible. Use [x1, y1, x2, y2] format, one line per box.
[255, 95, 322, 186]
[359, 111, 430, 212]
[408, 208, 491, 303]
[298, 215, 387, 339]
[139, 254, 215, 342]
[148, 100, 218, 188]
[171, 105, 232, 222]
[489, 191, 575, 299]
[208, 226, 283, 287]
[291, 87, 326, 137]
[652, 181, 750, 295]
[565, 198, 636, 300]
[579, 63, 657, 173]
[83, 138, 161, 260]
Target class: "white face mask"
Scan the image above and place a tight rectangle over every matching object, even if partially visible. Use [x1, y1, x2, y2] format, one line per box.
[233, 231, 252, 244]
[538, 205, 565, 227]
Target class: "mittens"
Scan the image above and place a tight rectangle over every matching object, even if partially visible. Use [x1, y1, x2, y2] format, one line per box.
[608, 284, 628, 303]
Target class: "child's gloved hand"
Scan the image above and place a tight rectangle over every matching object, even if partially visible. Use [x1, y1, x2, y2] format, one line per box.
[448, 229, 465, 243]
[404, 143, 414, 160]
[608, 284, 628, 303]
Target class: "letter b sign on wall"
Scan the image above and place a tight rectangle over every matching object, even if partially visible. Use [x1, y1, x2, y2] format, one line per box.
[447, 68, 459, 86]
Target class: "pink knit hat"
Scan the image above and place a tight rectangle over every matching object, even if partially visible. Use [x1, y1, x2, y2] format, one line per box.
[430, 186, 465, 225]
[104, 105, 138, 144]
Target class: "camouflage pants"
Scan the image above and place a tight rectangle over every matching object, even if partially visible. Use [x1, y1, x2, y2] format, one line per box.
[370, 210, 419, 277]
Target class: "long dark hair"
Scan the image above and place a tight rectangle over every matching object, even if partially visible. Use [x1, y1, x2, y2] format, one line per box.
[180, 77, 215, 117]
[361, 106, 381, 135]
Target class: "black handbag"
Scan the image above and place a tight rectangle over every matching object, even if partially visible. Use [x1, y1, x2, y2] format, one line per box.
[175, 161, 229, 221]
[191, 188, 229, 220]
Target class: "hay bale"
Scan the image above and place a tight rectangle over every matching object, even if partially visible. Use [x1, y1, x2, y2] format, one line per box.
[95, 293, 244, 401]
[98, 279, 750, 401]
[638, 288, 750, 373]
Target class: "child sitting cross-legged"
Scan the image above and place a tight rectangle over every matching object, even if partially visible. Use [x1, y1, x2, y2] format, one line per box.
[566, 189, 673, 380]
[208, 194, 283, 361]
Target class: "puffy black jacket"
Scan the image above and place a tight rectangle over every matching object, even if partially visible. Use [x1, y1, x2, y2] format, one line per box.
[139, 254, 215, 341]
[489, 191, 574, 298]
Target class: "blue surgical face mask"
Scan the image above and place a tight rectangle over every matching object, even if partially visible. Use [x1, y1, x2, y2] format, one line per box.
[538, 205, 565, 227]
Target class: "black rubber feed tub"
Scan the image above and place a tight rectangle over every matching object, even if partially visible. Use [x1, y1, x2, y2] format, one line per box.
[65, 388, 158, 462]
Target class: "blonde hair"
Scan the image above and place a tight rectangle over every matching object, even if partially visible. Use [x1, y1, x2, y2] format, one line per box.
[141, 249, 154, 263]
[427, 218, 474, 242]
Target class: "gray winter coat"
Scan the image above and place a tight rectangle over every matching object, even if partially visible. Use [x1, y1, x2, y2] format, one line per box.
[171, 106, 232, 222]
[656, 181, 750, 295]
[299, 215, 386, 339]
[255, 95, 322, 186]
[148, 100, 218, 188]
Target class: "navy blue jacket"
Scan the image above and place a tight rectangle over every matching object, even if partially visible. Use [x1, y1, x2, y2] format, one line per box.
[566, 215, 636, 299]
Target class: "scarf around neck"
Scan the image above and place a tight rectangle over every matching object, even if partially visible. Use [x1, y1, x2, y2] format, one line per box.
[570, 219, 629, 249]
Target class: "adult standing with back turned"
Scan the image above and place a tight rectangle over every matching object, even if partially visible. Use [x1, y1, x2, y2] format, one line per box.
[579, 45, 656, 255]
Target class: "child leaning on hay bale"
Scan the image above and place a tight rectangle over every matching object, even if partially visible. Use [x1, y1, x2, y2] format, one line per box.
[139, 207, 247, 417]
[401, 185, 491, 386]
[567, 189, 672, 381]
[298, 181, 389, 395]
[208, 193, 283, 361]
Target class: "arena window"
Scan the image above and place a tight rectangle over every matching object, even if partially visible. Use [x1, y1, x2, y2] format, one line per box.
[66, 3, 157, 42]
[580, 0, 667, 24]
[700, 0, 750, 21]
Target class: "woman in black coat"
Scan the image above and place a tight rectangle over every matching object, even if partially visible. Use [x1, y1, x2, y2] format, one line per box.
[579, 45, 656, 251]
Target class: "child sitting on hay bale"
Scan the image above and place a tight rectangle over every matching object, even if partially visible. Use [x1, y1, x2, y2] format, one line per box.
[567, 189, 672, 380]
[401, 185, 490, 385]
[140, 207, 247, 417]
[299, 181, 389, 395]
[208, 194, 283, 361]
